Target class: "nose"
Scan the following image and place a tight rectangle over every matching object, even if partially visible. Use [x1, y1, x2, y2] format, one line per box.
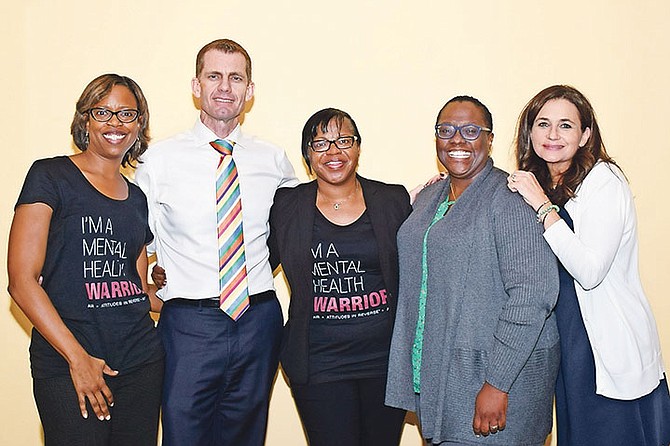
[107, 113, 123, 126]
[325, 141, 343, 153]
[548, 125, 559, 140]
[217, 78, 231, 92]
[450, 129, 466, 143]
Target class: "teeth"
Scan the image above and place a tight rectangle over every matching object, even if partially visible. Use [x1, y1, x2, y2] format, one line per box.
[103, 133, 126, 141]
[448, 150, 470, 159]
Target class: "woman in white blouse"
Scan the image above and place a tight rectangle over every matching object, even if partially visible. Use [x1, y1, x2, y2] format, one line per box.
[507, 84, 670, 446]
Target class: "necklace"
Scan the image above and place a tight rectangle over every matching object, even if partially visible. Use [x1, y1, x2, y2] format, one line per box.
[449, 182, 459, 201]
[321, 181, 360, 211]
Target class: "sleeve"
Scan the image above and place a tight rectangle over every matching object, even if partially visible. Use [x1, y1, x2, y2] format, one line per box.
[398, 186, 413, 218]
[543, 165, 627, 290]
[276, 150, 300, 189]
[486, 191, 560, 392]
[268, 189, 284, 272]
[16, 160, 61, 212]
[134, 160, 158, 256]
[137, 187, 154, 246]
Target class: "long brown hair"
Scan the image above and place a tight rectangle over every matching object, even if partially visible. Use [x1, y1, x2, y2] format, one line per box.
[514, 85, 616, 206]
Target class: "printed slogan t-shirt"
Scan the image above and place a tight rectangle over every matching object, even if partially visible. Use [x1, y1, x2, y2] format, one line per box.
[309, 210, 392, 383]
[16, 157, 163, 379]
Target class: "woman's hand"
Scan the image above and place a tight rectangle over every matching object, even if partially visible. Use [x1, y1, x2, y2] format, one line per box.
[508, 170, 561, 228]
[409, 172, 447, 204]
[69, 351, 118, 420]
[8, 203, 118, 421]
[151, 265, 167, 289]
[472, 382, 508, 437]
[506, 170, 549, 211]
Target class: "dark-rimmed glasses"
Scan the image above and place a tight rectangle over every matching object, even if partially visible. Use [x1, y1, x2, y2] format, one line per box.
[435, 123, 491, 141]
[309, 136, 359, 152]
[88, 107, 140, 123]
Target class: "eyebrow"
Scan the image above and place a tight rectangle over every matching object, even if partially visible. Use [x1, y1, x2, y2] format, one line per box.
[93, 106, 137, 110]
[204, 70, 246, 79]
[536, 116, 577, 124]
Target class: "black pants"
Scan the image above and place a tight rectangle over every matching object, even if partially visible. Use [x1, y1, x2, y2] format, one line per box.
[291, 376, 406, 446]
[33, 359, 163, 446]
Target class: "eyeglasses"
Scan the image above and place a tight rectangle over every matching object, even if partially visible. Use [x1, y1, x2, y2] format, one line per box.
[435, 123, 491, 141]
[309, 136, 359, 152]
[88, 107, 140, 123]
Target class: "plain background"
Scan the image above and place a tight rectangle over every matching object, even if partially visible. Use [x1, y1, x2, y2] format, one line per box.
[2, 1, 669, 445]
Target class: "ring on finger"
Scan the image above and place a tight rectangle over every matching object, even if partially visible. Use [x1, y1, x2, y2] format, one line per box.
[511, 173, 517, 181]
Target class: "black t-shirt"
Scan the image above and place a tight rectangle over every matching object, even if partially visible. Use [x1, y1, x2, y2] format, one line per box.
[309, 210, 392, 383]
[16, 156, 163, 378]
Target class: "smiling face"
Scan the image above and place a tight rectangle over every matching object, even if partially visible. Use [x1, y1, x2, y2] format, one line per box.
[308, 117, 360, 187]
[192, 49, 254, 133]
[85, 84, 141, 161]
[530, 98, 591, 176]
[436, 101, 493, 187]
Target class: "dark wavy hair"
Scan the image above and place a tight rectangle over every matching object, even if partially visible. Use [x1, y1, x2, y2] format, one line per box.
[301, 108, 362, 172]
[514, 85, 616, 206]
[70, 73, 150, 168]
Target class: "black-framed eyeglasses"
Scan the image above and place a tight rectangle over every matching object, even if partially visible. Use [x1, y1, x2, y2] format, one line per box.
[88, 107, 140, 123]
[309, 136, 359, 152]
[435, 123, 491, 141]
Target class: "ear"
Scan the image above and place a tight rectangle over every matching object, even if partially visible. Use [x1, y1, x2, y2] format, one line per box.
[245, 81, 255, 102]
[579, 127, 591, 147]
[487, 132, 494, 153]
[191, 77, 201, 99]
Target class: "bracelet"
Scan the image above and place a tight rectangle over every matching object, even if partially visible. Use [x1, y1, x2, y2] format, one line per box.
[534, 199, 551, 213]
[541, 206, 558, 224]
[536, 204, 559, 223]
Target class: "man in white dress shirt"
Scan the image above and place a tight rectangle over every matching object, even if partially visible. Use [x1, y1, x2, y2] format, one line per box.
[135, 38, 298, 446]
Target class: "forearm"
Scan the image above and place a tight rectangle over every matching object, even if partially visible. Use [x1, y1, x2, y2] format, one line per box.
[137, 246, 162, 312]
[147, 284, 163, 313]
[9, 278, 89, 366]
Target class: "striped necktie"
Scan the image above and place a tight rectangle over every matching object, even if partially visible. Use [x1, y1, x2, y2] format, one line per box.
[211, 139, 250, 320]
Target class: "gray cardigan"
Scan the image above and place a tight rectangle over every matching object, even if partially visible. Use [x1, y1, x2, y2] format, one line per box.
[386, 159, 560, 445]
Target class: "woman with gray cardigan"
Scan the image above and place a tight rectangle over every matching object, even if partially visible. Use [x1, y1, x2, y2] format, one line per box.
[386, 96, 560, 445]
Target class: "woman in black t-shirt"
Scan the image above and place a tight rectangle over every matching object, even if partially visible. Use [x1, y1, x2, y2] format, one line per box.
[8, 74, 164, 446]
[268, 108, 412, 446]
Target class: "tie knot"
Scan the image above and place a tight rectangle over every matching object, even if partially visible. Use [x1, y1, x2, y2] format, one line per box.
[211, 139, 234, 156]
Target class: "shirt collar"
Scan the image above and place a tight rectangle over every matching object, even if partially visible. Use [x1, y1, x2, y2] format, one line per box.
[192, 118, 242, 147]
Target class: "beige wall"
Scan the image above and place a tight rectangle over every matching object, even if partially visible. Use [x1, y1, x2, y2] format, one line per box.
[3, 1, 669, 444]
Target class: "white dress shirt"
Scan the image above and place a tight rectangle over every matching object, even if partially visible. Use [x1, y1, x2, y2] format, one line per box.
[543, 161, 665, 400]
[135, 119, 298, 299]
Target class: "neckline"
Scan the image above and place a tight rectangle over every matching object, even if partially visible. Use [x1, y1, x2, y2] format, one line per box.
[315, 207, 367, 228]
[65, 156, 130, 202]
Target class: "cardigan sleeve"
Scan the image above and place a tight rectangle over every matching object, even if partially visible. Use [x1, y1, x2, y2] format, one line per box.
[543, 163, 628, 290]
[486, 190, 559, 392]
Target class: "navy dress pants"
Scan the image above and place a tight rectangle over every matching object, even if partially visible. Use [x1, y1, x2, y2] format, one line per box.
[159, 295, 283, 446]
